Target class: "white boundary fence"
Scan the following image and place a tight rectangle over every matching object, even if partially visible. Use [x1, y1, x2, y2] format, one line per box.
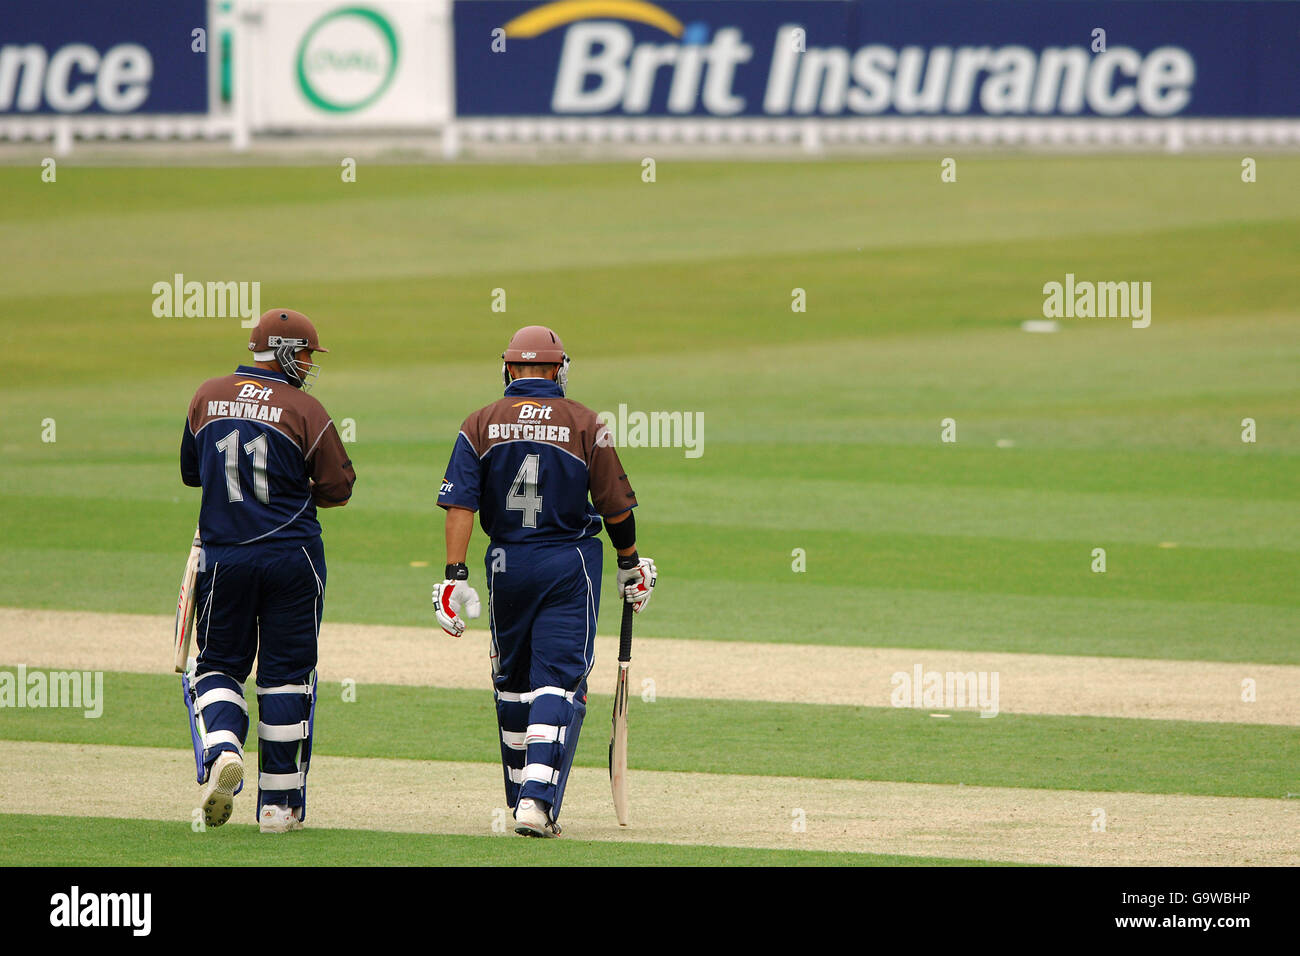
[7, 113, 1298, 157]
[449, 117, 1300, 153]
[0, 115, 237, 154]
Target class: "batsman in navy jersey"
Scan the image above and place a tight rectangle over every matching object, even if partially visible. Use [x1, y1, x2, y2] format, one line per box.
[434, 326, 657, 838]
[179, 309, 355, 833]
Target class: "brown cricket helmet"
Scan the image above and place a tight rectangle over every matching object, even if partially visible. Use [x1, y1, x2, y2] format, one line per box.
[248, 308, 329, 390]
[501, 325, 570, 394]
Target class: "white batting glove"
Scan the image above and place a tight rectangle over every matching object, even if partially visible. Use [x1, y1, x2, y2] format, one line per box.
[616, 556, 657, 613]
[433, 578, 480, 637]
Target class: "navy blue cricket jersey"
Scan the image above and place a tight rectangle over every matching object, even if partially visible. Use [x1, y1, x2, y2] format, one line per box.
[437, 378, 635, 543]
[181, 366, 355, 547]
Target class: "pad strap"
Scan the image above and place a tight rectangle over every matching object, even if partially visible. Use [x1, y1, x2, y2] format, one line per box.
[258, 720, 310, 742]
[523, 763, 561, 785]
[526, 723, 567, 745]
[520, 685, 576, 703]
[260, 771, 306, 790]
[196, 687, 247, 714]
[257, 682, 313, 696]
[202, 729, 244, 757]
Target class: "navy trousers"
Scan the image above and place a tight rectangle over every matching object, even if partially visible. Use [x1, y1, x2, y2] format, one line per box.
[486, 537, 602, 820]
[191, 538, 324, 817]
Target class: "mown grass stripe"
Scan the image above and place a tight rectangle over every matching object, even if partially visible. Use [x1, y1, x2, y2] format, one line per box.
[4, 546, 1300, 664]
[0, 814, 999, 867]
[5, 497, 1298, 608]
[9, 460, 1300, 548]
[5, 160, 1295, 308]
[0, 671, 1292, 799]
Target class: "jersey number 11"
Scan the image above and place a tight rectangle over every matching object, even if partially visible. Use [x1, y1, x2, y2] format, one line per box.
[215, 428, 269, 504]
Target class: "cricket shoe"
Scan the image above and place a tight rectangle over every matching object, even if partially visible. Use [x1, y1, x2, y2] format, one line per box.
[199, 751, 243, 828]
[259, 803, 304, 834]
[513, 798, 562, 838]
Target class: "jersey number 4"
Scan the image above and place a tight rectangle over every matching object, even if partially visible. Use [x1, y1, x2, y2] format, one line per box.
[215, 428, 269, 504]
[506, 453, 542, 528]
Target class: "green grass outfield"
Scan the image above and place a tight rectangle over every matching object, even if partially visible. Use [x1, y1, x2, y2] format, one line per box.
[0, 157, 1296, 864]
[1, 159, 1297, 659]
[0, 815, 999, 867]
[2, 672, 1295, 798]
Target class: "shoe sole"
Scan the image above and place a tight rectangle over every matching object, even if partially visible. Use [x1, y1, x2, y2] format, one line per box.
[200, 756, 243, 828]
[513, 816, 562, 838]
[259, 820, 303, 834]
[514, 822, 554, 838]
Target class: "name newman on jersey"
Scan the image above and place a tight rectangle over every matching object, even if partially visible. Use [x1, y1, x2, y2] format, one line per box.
[203, 381, 285, 423]
[205, 399, 285, 423]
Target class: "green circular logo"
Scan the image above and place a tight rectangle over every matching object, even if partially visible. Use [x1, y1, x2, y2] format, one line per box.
[296, 6, 399, 113]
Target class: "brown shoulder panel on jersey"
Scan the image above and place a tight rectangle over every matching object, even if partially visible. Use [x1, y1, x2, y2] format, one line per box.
[306, 415, 356, 503]
[465, 395, 637, 515]
[470, 395, 589, 462]
[186, 372, 355, 502]
[459, 407, 484, 456]
[188, 373, 309, 453]
[584, 408, 637, 517]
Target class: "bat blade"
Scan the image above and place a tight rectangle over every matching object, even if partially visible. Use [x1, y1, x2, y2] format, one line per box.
[173, 528, 202, 674]
[608, 663, 630, 826]
[608, 601, 634, 826]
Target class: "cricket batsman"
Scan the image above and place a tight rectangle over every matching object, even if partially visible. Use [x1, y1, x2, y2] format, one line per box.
[434, 326, 656, 837]
[179, 309, 355, 833]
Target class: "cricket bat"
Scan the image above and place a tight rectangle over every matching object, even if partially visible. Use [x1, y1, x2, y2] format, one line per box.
[608, 601, 634, 826]
[173, 527, 202, 674]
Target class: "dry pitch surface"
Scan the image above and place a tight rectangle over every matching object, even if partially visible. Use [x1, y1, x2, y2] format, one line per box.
[5, 609, 1297, 724]
[3, 609, 1297, 865]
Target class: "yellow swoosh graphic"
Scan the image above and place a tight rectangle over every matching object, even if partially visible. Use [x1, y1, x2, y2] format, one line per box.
[502, 0, 685, 39]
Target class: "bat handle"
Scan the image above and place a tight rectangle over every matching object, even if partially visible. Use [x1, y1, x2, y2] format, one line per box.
[618, 601, 633, 663]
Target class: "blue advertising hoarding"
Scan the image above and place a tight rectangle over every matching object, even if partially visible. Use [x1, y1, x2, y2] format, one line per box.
[453, 0, 1300, 117]
[0, 0, 208, 114]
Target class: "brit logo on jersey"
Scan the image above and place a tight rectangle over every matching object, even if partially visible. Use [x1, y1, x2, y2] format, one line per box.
[440, 477, 455, 495]
[237, 381, 274, 401]
[513, 400, 553, 421]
